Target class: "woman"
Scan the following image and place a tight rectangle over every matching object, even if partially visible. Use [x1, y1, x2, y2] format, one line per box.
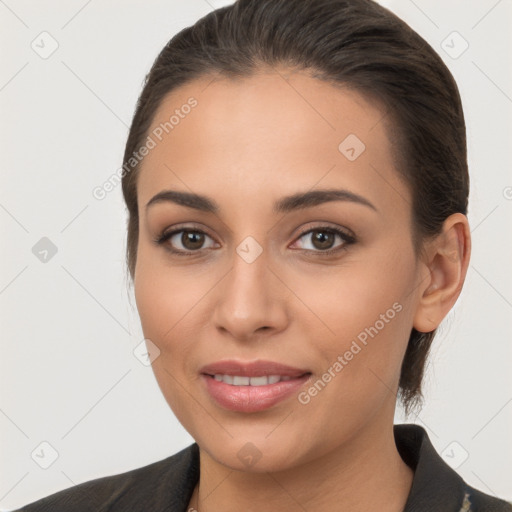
[15, 0, 511, 510]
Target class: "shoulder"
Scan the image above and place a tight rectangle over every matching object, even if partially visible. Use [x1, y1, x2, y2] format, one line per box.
[464, 486, 512, 512]
[394, 424, 512, 512]
[12, 443, 199, 512]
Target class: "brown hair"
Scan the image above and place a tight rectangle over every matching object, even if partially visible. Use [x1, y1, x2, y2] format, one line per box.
[121, 0, 469, 413]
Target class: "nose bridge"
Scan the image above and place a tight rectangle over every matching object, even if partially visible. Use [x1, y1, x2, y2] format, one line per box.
[212, 237, 287, 339]
[224, 240, 270, 315]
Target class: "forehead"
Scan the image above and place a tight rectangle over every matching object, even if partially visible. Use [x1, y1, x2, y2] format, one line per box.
[136, 69, 407, 216]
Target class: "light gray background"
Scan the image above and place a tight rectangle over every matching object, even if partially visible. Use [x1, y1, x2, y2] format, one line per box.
[1, 0, 511, 509]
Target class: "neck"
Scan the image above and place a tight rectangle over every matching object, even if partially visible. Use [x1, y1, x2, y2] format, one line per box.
[188, 418, 414, 512]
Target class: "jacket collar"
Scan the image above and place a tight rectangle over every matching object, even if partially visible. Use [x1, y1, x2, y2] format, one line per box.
[394, 423, 467, 511]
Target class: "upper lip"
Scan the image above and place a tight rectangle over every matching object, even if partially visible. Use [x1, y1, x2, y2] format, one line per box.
[200, 359, 311, 378]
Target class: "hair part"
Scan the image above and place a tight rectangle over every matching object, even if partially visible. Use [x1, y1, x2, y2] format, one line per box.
[121, 0, 469, 414]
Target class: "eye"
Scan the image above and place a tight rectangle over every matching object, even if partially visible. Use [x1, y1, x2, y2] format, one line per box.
[291, 226, 355, 255]
[154, 227, 218, 255]
[154, 224, 355, 257]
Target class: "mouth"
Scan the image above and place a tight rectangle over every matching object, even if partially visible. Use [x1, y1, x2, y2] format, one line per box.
[199, 359, 312, 412]
[200, 359, 310, 378]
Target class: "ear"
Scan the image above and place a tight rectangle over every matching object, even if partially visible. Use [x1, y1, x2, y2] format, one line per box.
[413, 213, 471, 333]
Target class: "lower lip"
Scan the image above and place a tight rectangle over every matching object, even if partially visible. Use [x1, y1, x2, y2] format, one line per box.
[202, 374, 312, 413]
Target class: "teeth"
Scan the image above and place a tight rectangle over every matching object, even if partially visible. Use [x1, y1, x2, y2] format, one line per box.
[233, 376, 250, 385]
[212, 374, 297, 386]
[248, 376, 267, 386]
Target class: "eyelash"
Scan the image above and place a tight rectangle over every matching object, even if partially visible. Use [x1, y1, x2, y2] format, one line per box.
[153, 224, 356, 258]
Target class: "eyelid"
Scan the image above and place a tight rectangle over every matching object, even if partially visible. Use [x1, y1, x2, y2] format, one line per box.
[293, 223, 356, 243]
[157, 222, 214, 239]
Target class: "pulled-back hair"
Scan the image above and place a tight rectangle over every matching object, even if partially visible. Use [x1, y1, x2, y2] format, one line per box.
[121, 0, 469, 413]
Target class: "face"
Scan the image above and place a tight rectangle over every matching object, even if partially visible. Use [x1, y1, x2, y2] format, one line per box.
[133, 69, 426, 472]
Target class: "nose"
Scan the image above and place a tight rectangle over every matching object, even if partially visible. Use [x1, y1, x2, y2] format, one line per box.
[211, 247, 289, 342]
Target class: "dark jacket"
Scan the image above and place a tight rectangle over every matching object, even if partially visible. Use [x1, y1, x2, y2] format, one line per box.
[12, 424, 512, 511]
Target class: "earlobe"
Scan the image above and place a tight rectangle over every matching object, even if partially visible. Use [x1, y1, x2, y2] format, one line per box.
[413, 213, 471, 333]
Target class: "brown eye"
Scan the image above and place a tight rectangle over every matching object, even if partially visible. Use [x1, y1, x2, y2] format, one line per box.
[292, 226, 356, 255]
[155, 228, 217, 254]
[180, 231, 206, 250]
[310, 231, 336, 250]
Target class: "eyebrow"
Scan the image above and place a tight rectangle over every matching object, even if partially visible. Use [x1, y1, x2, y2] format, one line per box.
[145, 188, 377, 214]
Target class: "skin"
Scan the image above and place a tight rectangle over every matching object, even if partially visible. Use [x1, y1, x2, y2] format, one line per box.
[133, 67, 470, 512]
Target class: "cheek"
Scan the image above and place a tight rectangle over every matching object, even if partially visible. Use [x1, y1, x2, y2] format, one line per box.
[133, 247, 215, 406]
[305, 254, 413, 337]
[134, 259, 173, 343]
[134, 244, 204, 346]
[303, 249, 417, 388]
[134, 255, 204, 423]
[295, 285, 412, 436]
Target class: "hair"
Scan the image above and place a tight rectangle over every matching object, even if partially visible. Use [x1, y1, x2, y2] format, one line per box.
[121, 0, 469, 414]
